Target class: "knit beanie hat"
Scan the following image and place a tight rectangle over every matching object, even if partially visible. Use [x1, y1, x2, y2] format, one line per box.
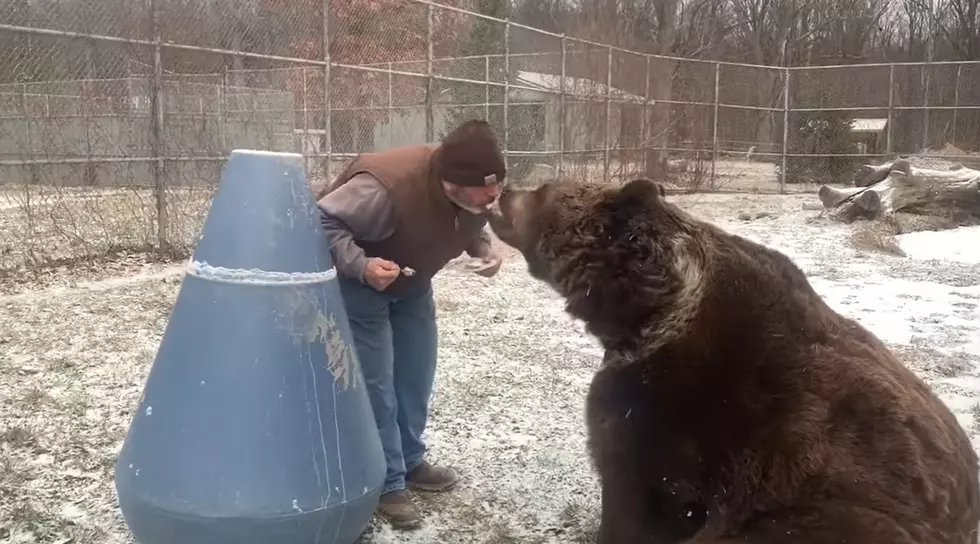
[438, 119, 507, 187]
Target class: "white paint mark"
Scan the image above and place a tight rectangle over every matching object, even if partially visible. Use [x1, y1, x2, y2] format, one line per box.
[144, 406, 152, 416]
[287, 292, 360, 391]
[306, 345, 333, 507]
[185, 260, 337, 286]
[332, 375, 348, 503]
[330, 504, 349, 544]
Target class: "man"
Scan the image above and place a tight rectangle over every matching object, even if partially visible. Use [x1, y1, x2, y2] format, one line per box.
[316, 119, 505, 530]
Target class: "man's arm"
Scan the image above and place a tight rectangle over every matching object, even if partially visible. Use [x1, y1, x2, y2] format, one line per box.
[317, 173, 396, 282]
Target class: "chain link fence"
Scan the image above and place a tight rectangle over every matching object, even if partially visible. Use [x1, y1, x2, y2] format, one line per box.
[1, 0, 979, 272]
[789, 62, 980, 187]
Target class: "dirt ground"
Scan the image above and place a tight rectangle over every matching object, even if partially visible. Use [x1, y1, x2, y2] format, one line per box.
[2, 190, 979, 544]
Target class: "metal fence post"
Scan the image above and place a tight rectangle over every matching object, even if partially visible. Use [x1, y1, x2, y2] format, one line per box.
[503, 19, 510, 172]
[150, 0, 168, 252]
[388, 62, 394, 147]
[642, 55, 650, 174]
[923, 61, 931, 151]
[484, 55, 490, 121]
[302, 67, 309, 170]
[711, 62, 720, 190]
[219, 68, 227, 152]
[20, 82, 36, 185]
[20, 83, 32, 157]
[425, 4, 434, 142]
[953, 63, 961, 144]
[887, 64, 894, 158]
[558, 34, 566, 178]
[322, 0, 332, 182]
[604, 45, 612, 182]
[780, 66, 789, 193]
[82, 79, 93, 183]
[640, 55, 653, 172]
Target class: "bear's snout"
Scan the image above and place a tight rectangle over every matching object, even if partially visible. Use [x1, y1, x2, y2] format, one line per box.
[487, 190, 527, 249]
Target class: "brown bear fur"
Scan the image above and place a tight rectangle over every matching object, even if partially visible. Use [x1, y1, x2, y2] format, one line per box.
[487, 178, 980, 543]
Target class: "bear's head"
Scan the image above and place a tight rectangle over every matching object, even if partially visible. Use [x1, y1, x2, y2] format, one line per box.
[489, 177, 699, 348]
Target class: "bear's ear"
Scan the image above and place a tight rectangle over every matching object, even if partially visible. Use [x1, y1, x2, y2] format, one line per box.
[618, 177, 664, 204]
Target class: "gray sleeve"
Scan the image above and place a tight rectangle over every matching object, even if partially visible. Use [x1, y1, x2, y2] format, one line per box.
[317, 173, 396, 282]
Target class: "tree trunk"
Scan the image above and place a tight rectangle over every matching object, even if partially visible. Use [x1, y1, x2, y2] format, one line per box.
[818, 158, 980, 222]
[644, 56, 676, 179]
[643, 0, 679, 179]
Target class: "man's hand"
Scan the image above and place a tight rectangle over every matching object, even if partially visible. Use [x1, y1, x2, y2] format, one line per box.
[364, 257, 402, 291]
[468, 248, 502, 278]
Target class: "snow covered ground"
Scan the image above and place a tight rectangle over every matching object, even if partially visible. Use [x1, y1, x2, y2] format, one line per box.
[897, 225, 980, 265]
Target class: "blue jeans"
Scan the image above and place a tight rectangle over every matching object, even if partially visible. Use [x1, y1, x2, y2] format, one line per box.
[337, 276, 438, 495]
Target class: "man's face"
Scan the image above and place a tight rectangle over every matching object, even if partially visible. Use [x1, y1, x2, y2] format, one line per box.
[442, 180, 501, 215]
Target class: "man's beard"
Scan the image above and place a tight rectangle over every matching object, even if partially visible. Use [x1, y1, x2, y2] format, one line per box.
[450, 195, 493, 215]
[444, 186, 497, 216]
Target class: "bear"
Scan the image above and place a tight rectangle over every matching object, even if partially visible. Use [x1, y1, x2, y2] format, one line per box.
[486, 177, 980, 543]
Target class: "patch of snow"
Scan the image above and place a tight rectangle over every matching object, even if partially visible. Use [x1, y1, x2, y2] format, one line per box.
[0, 264, 184, 303]
[809, 274, 980, 355]
[897, 225, 980, 265]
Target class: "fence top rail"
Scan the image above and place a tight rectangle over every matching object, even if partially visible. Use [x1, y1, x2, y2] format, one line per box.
[0, 18, 779, 74]
[788, 59, 980, 70]
[357, 52, 780, 72]
[353, 52, 980, 72]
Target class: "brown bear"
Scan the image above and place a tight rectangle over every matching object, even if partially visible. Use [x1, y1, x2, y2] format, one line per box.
[487, 177, 980, 543]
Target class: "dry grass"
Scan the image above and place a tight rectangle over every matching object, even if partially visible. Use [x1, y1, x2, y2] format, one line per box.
[0, 186, 211, 272]
[849, 217, 907, 257]
[848, 209, 980, 257]
[0, 156, 812, 276]
[890, 210, 980, 234]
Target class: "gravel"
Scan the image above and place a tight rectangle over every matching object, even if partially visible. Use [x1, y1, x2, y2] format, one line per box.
[1, 191, 979, 544]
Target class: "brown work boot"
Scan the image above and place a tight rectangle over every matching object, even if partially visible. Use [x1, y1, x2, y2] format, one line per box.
[406, 460, 460, 492]
[377, 490, 422, 530]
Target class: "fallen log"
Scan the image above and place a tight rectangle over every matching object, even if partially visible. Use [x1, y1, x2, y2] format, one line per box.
[818, 158, 980, 222]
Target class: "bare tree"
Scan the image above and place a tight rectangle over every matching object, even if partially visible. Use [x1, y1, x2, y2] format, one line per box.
[937, 0, 980, 59]
[726, 0, 813, 149]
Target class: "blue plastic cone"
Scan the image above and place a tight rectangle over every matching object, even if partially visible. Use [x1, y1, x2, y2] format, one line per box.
[114, 150, 385, 544]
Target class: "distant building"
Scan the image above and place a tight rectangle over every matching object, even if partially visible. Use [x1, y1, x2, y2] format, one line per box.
[849, 117, 887, 155]
[307, 69, 644, 158]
